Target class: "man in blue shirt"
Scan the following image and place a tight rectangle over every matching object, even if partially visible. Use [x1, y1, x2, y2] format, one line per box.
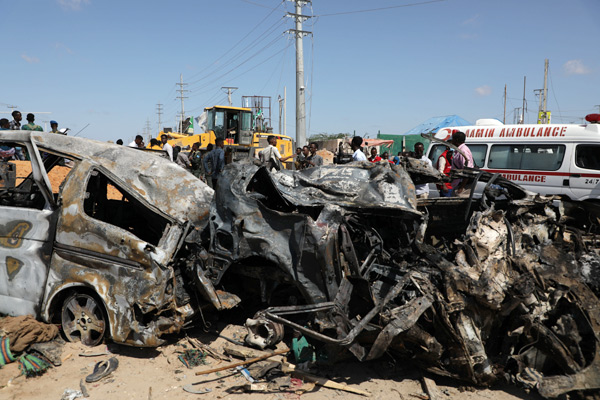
[203, 138, 225, 189]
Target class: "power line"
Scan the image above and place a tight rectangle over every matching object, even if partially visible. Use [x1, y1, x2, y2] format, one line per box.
[240, 0, 281, 10]
[156, 103, 163, 134]
[315, 0, 446, 17]
[187, 18, 288, 89]
[186, 1, 286, 84]
[176, 74, 189, 132]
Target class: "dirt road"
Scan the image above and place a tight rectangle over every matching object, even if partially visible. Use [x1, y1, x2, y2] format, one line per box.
[0, 324, 540, 400]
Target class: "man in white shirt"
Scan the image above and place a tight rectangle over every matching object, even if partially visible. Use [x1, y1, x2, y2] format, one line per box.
[161, 134, 173, 161]
[259, 135, 294, 171]
[414, 142, 433, 199]
[129, 135, 144, 148]
[351, 136, 367, 162]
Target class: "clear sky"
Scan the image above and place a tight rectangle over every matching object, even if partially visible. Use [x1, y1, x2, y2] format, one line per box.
[3, 0, 599, 143]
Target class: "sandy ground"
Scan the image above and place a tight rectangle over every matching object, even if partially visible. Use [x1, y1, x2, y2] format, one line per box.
[0, 323, 542, 400]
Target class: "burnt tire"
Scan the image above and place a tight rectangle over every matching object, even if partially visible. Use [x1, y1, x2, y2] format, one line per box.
[61, 293, 107, 347]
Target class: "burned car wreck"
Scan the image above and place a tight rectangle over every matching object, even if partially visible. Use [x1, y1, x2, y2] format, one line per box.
[186, 159, 600, 398]
[2, 131, 600, 397]
[0, 132, 213, 347]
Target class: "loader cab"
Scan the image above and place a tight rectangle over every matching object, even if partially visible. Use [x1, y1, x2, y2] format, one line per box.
[205, 106, 253, 146]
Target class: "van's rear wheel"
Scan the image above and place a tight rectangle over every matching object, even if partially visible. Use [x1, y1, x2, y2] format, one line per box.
[61, 293, 106, 346]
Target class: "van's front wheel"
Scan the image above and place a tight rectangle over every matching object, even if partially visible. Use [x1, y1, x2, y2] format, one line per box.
[61, 293, 107, 346]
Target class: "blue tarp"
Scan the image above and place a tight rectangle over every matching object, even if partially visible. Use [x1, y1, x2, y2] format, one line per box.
[401, 115, 472, 136]
[377, 115, 472, 154]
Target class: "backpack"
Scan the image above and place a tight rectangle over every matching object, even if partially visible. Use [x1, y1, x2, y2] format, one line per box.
[263, 146, 282, 171]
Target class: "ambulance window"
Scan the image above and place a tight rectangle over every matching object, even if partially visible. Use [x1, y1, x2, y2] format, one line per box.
[575, 145, 600, 170]
[488, 144, 565, 171]
[428, 144, 487, 167]
[469, 145, 487, 168]
[428, 144, 447, 164]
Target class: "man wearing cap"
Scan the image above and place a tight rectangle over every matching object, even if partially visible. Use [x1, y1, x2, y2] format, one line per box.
[50, 120, 61, 134]
[22, 113, 43, 131]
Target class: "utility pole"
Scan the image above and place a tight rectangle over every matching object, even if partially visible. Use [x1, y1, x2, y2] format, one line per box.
[221, 87, 238, 106]
[286, 0, 311, 147]
[595, 105, 600, 114]
[176, 74, 189, 133]
[145, 118, 151, 143]
[537, 59, 550, 124]
[283, 86, 287, 136]
[514, 108, 522, 124]
[521, 76, 527, 124]
[278, 95, 283, 135]
[503, 85, 507, 124]
[156, 103, 163, 134]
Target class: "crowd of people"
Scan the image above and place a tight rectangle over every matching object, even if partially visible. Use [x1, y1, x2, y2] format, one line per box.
[292, 141, 324, 171]
[348, 133, 474, 199]
[0, 110, 64, 160]
[1, 116, 474, 197]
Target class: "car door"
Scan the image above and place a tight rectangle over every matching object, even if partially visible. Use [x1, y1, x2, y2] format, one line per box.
[0, 142, 58, 316]
[51, 160, 184, 270]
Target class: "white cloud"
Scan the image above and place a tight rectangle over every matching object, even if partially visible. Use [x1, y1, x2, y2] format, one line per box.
[475, 85, 492, 96]
[55, 42, 74, 54]
[58, 0, 91, 11]
[462, 15, 480, 26]
[563, 59, 591, 75]
[21, 54, 40, 63]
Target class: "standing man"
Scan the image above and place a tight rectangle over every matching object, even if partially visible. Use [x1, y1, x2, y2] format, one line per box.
[382, 152, 394, 164]
[9, 111, 21, 130]
[129, 135, 144, 148]
[436, 142, 454, 197]
[189, 142, 204, 179]
[368, 147, 382, 163]
[305, 142, 323, 168]
[9, 111, 25, 160]
[450, 131, 474, 198]
[0, 119, 16, 159]
[259, 135, 294, 171]
[161, 134, 173, 161]
[22, 114, 43, 131]
[295, 147, 305, 170]
[50, 120, 61, 134]
[351, 137, 367, 162]
[204, 138, 225, 189]
[413, 142, 433, 199]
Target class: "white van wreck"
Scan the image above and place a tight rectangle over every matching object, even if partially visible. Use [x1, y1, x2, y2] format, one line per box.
[0, 131, 213, 347]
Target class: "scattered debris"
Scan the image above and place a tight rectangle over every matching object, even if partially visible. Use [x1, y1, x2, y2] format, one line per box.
[85, 357, 119, 383]
[17, 353, 51, 377]
[79, 379, 89, 398]
[60, 388, 83, 400]
[195, 349, 289, 376]
[283, 361, 371, 397]
[421, 376, 443, 400]
[182, 384, 212, 394]
[178, 349, 207, 369]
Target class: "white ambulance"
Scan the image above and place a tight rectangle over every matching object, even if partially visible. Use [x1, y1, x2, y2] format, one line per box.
[426, 114, 600, 201]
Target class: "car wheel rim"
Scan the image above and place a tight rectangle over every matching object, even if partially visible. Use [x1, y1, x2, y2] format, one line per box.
[61, 293, 106, 346]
